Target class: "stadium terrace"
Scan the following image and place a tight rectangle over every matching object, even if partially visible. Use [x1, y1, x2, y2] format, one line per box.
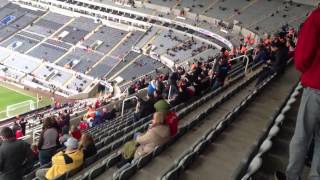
[0, 0, 318, 180]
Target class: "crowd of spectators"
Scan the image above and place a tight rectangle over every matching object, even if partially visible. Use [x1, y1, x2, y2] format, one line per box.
[0, 16, 302, 179]
[0, 113, 100, 180]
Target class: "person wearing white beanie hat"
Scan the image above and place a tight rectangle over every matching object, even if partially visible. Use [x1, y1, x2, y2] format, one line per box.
[36, 137, 84, 180]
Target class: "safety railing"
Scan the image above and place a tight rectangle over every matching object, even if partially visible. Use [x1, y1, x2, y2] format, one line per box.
[121, 96, 139, 116]
[229, 54, 250, 74]
[32, 126, 43, 143]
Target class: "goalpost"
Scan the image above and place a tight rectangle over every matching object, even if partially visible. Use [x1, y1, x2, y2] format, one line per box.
[6, 100, 37, 118]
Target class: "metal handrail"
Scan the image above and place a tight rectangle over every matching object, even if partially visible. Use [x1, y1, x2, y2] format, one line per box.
[228, 54, 250, 74]
[121, 95, 139, 116]
[167, 85, 173, 101]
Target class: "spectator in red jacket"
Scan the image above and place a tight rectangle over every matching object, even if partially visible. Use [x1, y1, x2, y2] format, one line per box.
[275, 8, 320, 180]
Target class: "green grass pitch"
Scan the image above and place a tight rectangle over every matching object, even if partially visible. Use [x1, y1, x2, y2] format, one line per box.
[0, 85, 36, 112]
[0, 85, 51, 119]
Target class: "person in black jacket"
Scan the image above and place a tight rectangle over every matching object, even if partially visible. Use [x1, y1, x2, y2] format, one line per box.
[212, 57, 230, 90]
[253, 44, 269, 64]
[78, 133, 97, 160]
[0, 127, 33, 180]
[270, 40, 289, 75]
[139, 96, 156, 118]
[106, 105, 117, 120]
[256, 40, 288, 86]
[62, 109, 70, 128]
[19, 117, 27, 136]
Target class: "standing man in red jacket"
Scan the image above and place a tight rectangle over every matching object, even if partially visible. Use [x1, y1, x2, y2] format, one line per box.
[276, 7, 320, 180]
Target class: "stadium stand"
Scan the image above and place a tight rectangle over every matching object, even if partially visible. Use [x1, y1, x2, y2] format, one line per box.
[0, 0, 317, 180]
[238, 83, 306, 180]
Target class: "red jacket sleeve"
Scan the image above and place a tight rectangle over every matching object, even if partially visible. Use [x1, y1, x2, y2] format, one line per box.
[294, 9, 320, 73]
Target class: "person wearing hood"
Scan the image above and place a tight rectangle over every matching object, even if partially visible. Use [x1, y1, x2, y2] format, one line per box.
[134, 112, 170, 159]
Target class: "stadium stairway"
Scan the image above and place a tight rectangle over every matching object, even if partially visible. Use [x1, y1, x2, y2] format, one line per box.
[70, 60, 263, 180]
[170, 65, 300, 180]
[250, 92, 310, 180]
[121, 64, 299, 180]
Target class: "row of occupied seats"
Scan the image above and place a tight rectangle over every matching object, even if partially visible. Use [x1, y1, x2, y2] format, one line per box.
[237, 82, 302, 180]
[160, 73, 278, 180]
[110, 54, 264, 180]
[25, 112, 137, 180]
[31, 115, 152, 180]
[102, 68, 262, 180]
[69, 62, 257, 180]
[61, 114, 154, 179]
[174, 72, 243, 118]
[46, 54, 262, 180]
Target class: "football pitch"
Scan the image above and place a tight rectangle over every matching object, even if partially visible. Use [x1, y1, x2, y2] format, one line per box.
[0, 85, 51, 120]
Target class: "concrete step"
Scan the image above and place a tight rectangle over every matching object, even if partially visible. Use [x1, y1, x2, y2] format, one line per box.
[253, 87, 311, 179]
[178, 66, 299, 180]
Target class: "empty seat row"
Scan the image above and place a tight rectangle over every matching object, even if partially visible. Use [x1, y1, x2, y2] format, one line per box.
[160, 73, 277, 180]
[238, 82, 302, 180]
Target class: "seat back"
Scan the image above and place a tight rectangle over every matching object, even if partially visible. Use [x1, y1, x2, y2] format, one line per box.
[103, 152, 121, 168]
[113, 163, 130, 180]
[84, 154, 98, 167]
[97, 146, 111, 159]
[23, 170, 36, 180]
[111, 140, 122, 150]
[153, 145, 164, 157]
[160, 166, 181, 180]
[118, 163, 137, 180]
[67, 166, 82, 178]
[52, 173, 67, 180]
[88, 163, 106, 180]
[193, 140, 209, 155]
[95, 141, 104, 150]
[178, 152, 196, 170]
[137, 152, 153, 169]
[104, 136, 113, 145]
